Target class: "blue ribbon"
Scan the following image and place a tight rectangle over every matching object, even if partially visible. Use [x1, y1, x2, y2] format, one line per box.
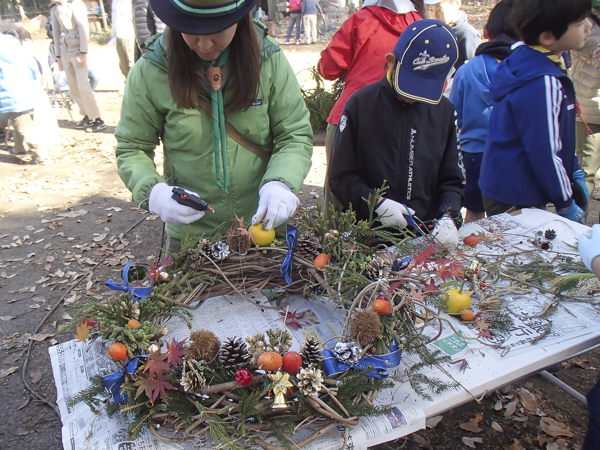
[106, 262, 153, 301]
[280, 224, 297, 285]
[322, 341, 402, 379]
[102, 356, 144, 402]
[392, 256, 412, 272]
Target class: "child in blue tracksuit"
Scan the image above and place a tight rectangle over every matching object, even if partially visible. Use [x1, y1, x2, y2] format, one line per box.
[450, 0, 518, 223]
[479, 0, 592, 223]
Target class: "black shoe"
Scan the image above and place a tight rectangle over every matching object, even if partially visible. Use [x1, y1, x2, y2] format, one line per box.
[74, 115, 91, 129]
[85, 118, 106, 133]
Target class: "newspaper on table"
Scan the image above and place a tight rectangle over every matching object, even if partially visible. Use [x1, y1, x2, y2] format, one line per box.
[50, 209, 600, 449]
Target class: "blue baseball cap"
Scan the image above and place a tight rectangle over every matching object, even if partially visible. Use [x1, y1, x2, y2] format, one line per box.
[391, 19, 458, 104]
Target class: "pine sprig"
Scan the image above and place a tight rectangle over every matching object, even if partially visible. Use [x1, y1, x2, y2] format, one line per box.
[66, 375, 110, 413]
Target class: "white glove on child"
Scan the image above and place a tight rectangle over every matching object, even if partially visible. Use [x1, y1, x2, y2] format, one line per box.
[431, 216, 459, 249]
[578, 224, 600, 271]
[149, 183, 205, 225]
[252, 181, 299, 230]
[374, 198, 414, 227]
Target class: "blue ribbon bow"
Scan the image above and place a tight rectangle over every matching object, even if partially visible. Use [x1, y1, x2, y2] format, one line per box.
[106, 262, 153, 301]
[392, 256, 412, 272]
[322, 341, 402, 379]
[102, 356, 144, 402]
[280, 224, 297, 285]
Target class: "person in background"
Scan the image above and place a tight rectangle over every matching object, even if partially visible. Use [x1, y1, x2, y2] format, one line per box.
[578, 223, 600, 449]
[450, 0, 518, 223]
[285, 0, 302, 45]
[115, 0, 313, 253]
[132, 0, 164, 61]
[302, 0, 323, 45]
[328, 20, 465, 246]
[479, 0, 592, 223]
[111, 0, 135, 80]
[571, 0, 600, 208]
[424, 0, 481, 71]
[317, 0, 424, 215]
[50, 0, 105, 132]
[0, 33, 50, 164]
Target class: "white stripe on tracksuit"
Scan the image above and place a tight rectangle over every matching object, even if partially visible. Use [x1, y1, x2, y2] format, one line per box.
[544, 75, 572, 202]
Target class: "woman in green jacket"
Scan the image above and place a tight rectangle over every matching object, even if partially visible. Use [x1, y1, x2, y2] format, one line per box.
[115, 0, 313, 252]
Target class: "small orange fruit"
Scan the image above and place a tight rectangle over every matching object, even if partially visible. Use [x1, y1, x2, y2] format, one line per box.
[127, 319, 141, 329]
[256, 351, 283, 371]
[108, 342, 127, 361]
[463, 235, 479, 247]
[314, 253, 329, 269]
[372, 298, 392, 315]
[248, 223, 276, 246]
[460, 309, 475, 321]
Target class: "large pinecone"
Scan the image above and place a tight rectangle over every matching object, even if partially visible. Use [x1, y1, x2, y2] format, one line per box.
[301, 338, 324, 366]
[219, 337, 251, 369]
[365, 257, 391, 281]
[297, 231, 322, 261]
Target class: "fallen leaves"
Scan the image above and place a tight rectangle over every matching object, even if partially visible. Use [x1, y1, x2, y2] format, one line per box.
[462, 437, 483, 448]
[29, 370, 42, 384]
[425, 415, 443, 429]
[0, 366, 18, 378]
[517, 388, 539, 413]
[539, 417, 573, 438]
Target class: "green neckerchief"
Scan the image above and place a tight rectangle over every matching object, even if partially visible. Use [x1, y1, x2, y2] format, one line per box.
[529, 45, 568, 74]
[200, 47, 230, 192]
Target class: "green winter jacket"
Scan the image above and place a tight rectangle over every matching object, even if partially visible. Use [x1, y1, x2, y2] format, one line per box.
[115, 25, 313, 240]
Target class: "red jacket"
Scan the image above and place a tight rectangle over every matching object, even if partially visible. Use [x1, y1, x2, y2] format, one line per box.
[317, 7, 421, 125]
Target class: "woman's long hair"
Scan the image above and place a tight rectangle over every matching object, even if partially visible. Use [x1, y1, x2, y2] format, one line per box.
[166, 14, 261, 111]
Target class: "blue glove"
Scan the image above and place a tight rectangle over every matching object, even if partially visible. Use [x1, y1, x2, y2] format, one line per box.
[556, 200, 585, 223]
[572, 169, 590, 211]
[578, 224, 600, 271]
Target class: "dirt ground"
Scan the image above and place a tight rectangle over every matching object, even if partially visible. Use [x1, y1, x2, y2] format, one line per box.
[1, 1, 600, 449]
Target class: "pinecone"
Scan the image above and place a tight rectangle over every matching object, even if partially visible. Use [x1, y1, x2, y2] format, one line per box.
[199, 239, 212, 254]
[219, 337, 251, 369]
[189, 261, 201, 271]
[545, 229, 557, 240]
[180, 359, 206, 393]
[297, 231, 322, 260]
[211, 242, 230, 260]
[365, 257, 391, 281]
[187, 248, 199, 262]
[296, 366, 324, 396]
[301, 338, 324, 366]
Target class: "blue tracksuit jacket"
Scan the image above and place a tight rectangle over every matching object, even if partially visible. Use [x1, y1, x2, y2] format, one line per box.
[479, 44, 579, 209]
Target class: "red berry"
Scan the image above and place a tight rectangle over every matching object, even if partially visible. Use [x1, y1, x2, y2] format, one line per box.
[235, 368, 252, 387]
[428, 224, 433, 229]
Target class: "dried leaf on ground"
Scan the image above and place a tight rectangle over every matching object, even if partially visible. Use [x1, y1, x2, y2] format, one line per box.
[517, 388, 539, 412]
[491, 421, 503, 432]
[503, 440, 524, 450]
[29, 333, 54, 342]
[546, 439, 569, 450]
[412, 433, 433, 449]
[425, 415, 443, 429]
[0, 316, 15, 321]
[562, 359, 591, 370]
[57, 209, 88, 218]
[0, 366, 18, 378]
[16, 397, 29, 410]
[504, 399, 519, 417]
[462, 437, 483, 448]
[460, 412, 484, 432]
[540, 417, 573, 437]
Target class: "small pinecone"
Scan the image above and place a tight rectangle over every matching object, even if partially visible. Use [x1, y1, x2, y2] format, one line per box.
[219, 337, 251, 369]
[187, 248, 199, 262]
[181, 360, 206, 393]
[545, 229, 557, 240]
[297, 231, 322, 260]
[301, 338, 324, 366]
[365, 257, 391, 281]
[189, 261, 201, 271]
[296, 366, 324, 396]
[199, 239, 212, 254]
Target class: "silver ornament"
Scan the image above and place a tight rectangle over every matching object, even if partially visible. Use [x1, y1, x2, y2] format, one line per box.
[332, 341, 362, 365]
[211, 242, 230, 260]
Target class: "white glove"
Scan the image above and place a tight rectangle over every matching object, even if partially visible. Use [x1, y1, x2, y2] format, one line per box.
[375, 198, 414, 227]
[431, 216, 459, 249]
[578, 224, 600, 271]
[148, 183, 205, 225]
[252, 181, 299, 230]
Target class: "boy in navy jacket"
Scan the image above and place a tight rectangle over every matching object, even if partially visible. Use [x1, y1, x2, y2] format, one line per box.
[450, 0, 518, 223]
[479, 0, 592, 222]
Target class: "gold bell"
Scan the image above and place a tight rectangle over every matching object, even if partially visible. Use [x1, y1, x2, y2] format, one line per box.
[158, 271, 171, 283]
[272, 391, 289, 409]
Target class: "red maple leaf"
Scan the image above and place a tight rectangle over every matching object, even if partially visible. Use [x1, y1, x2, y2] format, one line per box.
[410, 285, 425, 302]
[478, 331, 493, 339]
[134, 374, 153, 400]
[147, 376, 175, 405]
[166, 338, 186, 368]
[452, 358, 470, 373]
[423, 278, 440, 293]
[144, 351, 170, 379]
[437, 261, 465, 282]
[386, 281, 405, 295]
[279, 310, 303, 330]
[411, 244, 441, 268]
